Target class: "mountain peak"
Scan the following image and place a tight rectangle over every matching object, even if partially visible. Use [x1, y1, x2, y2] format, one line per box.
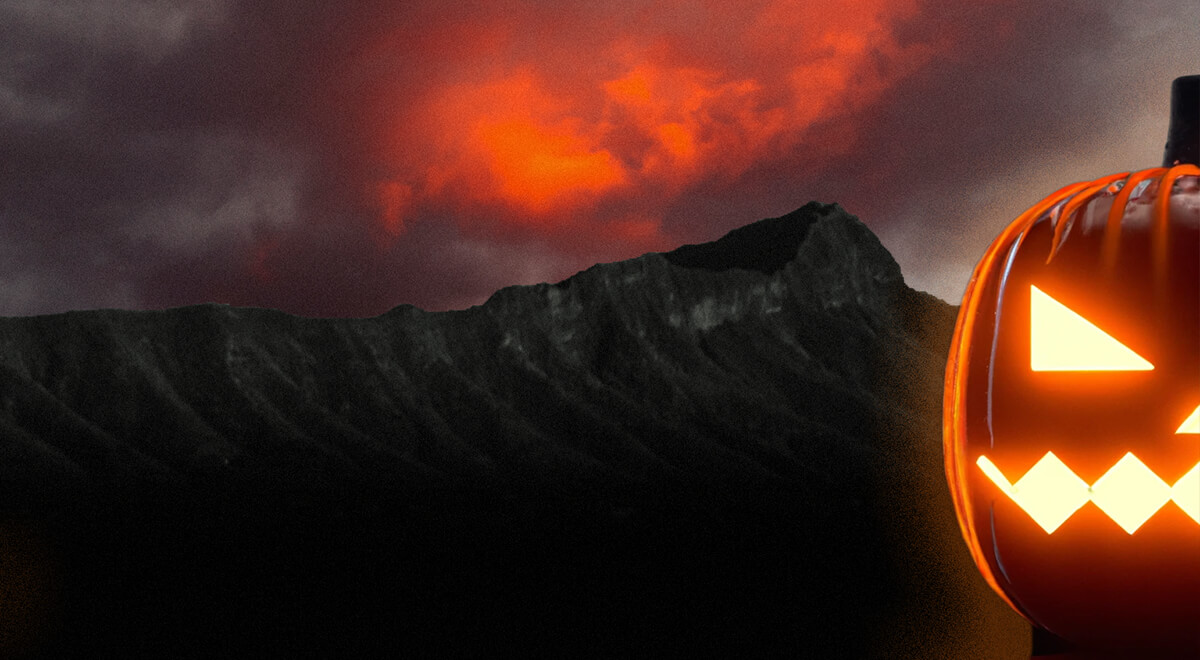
[661, 201, 902, 288]
[662, 201, 848, 274]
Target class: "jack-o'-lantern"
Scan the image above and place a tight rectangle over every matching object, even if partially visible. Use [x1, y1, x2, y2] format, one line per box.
[944, 75, 1200, 656]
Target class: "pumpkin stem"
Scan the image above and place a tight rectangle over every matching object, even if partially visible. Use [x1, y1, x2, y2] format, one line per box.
[1163, 75, 1198, 167]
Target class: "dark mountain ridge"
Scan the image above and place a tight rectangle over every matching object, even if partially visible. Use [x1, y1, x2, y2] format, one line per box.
[0, 202, 1027, 658]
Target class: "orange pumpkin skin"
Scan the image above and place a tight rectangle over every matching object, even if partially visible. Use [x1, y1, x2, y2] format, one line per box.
[944, 165, 1200, 654]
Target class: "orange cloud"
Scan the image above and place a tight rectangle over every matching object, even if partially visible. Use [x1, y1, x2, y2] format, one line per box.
[409, 71, 628, 219]
[601, 63, 783, 184]
[474, 118, 627, 213]
[368, 0, 941, 251]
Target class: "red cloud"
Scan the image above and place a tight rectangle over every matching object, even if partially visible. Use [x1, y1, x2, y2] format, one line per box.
[366, 0, 938, 252]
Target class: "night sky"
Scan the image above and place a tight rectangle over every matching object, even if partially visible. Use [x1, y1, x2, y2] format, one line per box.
[2, 1, 1196, 318]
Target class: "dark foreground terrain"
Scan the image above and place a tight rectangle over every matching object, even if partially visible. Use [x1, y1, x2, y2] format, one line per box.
[0, 203, 1029, 658]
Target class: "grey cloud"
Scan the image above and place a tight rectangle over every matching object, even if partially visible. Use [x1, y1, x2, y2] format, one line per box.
[1, 0, 228, 58]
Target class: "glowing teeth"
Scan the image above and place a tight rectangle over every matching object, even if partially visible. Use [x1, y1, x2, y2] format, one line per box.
[977, 453, 1200, 534]
[1090, 453, 1173, 534]
[978, 452, 1088, 533]
[1175, 465, 1200, 524]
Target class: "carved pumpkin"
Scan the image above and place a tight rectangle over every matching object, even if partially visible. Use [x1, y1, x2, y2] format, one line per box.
[944, 76, 1200, 655]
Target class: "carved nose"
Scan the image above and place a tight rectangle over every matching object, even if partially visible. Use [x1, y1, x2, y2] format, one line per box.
[1178, 404, 1200, 434]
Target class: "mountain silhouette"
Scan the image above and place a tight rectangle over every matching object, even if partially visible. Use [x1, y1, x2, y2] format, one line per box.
[0, 202, 1029, 658]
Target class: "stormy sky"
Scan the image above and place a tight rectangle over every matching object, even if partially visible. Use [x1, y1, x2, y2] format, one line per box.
[1, 1, 1196, 318]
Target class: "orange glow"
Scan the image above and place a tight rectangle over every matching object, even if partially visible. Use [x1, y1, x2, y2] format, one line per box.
[1176, 465, 1200, 523]
[656, 123, 696, 163]
[977, 453, 1200, 534]
[1029, 285, 1153, 371]
[977, 452, 1089, 534]
[1178, 405, 1200, 434]
[945, 163, 1200, 652]
[598, 62, 786, 182]
[604, 69, 652, 103]
[474, 119, 626, 213]
[368, 0, 940, 241]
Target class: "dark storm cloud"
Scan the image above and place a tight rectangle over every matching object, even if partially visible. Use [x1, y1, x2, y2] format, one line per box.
[1, 0, 299, 311]
[0, 0, 1196, 317]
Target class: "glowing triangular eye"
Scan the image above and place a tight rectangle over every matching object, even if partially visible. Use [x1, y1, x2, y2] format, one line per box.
[1179, 405, 1200, 434]
[1029, 285, 1154, 371]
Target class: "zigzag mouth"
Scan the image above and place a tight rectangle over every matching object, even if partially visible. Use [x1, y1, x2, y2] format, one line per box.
[978, 452, 1200, 534]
